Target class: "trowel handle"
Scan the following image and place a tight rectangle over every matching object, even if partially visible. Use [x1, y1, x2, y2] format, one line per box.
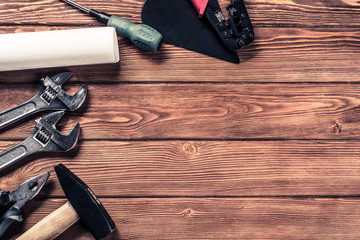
[107, 15, 163, 51]
[16, 202, 79, 240]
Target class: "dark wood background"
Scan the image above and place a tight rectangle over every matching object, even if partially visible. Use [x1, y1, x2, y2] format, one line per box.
[1, 0, 360, 239]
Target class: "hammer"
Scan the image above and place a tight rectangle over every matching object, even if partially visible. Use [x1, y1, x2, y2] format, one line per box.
[17, 164, 116, 240]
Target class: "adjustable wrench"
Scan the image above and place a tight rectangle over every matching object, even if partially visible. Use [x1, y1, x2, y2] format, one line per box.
[0, 111, 80, 172]
[0, 72, 87, 130]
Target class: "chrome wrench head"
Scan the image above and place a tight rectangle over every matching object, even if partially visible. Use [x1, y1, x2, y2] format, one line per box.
[0, 111, 80, 173]
[39, 72, 87, 111]
[34, 111, 80, 151]
[0, 72, 87, 131]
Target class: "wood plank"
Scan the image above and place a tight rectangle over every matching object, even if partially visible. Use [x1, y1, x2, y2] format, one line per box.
[1, 0, 360, 27]
[1, 140, 360, 197]
[1, 84, 360, 140]
[2, 2, 359, 240]
[0, 26, 359, 83]
[4, 197, 360, 239]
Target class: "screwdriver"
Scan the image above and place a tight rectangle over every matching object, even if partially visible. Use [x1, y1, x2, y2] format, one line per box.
[60, 0, 163, 51]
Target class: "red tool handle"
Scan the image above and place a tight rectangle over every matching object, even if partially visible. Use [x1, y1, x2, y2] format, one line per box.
[191, 0, 208, 18]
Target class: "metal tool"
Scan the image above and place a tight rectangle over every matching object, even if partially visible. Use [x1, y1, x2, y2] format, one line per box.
[0, 172, 49, 238]
[17, 164, 115, 240]
[0, 111, 80, 172]
[200, 0, 255, 51]
[60, 0, 163, 51]
[0, 72, 87, 130]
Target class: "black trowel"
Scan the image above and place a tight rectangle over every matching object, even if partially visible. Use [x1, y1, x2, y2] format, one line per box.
[142, 0, 241, 63]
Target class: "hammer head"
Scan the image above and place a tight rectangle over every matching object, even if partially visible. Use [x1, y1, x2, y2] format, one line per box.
[54, 164, 116, 239]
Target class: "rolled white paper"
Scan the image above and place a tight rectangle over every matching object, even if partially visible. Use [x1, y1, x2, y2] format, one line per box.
[0, 27, 120, 71]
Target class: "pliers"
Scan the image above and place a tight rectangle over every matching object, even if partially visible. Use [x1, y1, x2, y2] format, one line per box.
[0, 172, 49, 238]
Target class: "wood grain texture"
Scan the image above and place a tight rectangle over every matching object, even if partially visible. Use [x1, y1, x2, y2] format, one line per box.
[4, 198, 360, 239]
[1, 84, 360, 140]
[1, 1, 360, 239]
[1, 0, 360, 27]
[1, 140, 360, 197]
[0, 26, 359, 83]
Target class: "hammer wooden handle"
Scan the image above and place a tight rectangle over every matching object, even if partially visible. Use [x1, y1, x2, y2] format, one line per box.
[17, 201, 79, 240]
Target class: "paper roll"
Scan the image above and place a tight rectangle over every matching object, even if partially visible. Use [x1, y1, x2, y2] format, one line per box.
[0, 27, 120, 71]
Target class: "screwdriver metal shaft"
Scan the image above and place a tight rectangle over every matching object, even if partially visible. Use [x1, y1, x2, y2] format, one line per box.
[62, 0, 90, 13]
[60, 0, 163, 51]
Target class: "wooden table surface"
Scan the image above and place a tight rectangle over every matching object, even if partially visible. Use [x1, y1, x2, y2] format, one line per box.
[1, 0, 360, 239]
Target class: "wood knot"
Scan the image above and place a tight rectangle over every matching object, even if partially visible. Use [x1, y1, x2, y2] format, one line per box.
[333, 122, 341, 134]
[186, 209, 193, 216]
[180, 208, 194, 217]
[182, 143, 197, 155]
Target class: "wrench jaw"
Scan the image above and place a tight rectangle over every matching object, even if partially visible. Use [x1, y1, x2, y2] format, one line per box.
[32, 85, 67, 111]
[60, 84, 88, 111]
[37, 72, 87, 111]
[51, 72, 73, 87]
[39, 111, 65, 128]
[34, 111, 81, 152]
[57, 122, 80, 151]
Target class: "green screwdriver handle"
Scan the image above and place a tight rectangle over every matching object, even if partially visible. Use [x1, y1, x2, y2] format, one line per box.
[61, 0, 163, 51]
[89, 10, 163, 51]
[108, 16, 163, 52]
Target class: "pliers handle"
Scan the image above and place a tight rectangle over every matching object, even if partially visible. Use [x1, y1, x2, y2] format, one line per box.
[0, 172, 49, 238]
[0, 205, 22, 237]
[0, 191, 11, 207]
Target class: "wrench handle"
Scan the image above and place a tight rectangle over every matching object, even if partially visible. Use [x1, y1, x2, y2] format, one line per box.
[0, 145, 28, 172]
[0, 137, 36, 172]
[0, 101, 37, 130]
